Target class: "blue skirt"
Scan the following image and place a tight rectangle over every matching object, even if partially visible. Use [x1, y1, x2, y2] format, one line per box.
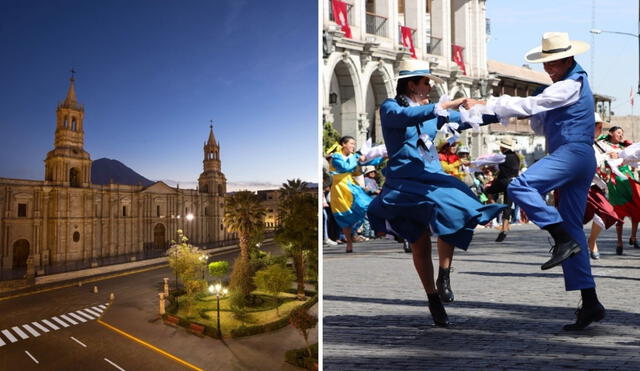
[368, 171, 506, 249]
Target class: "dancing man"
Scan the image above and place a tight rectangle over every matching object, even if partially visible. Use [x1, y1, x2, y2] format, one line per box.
[466, 32, 605, 330]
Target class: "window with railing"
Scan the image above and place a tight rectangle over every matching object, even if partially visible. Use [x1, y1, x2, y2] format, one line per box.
[366, 12, 388, 37]
[426, 35, 442, 55]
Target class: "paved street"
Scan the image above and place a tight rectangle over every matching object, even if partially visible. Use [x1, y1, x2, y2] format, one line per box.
[323, 223, 640, 370]
[0, 241, 317, 370]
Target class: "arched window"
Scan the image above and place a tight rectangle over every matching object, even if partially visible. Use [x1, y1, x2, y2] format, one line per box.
[69, 168, 81, 187]
[64, 116, 69, 128]
[71, 118, 77, 131]
[73, 232, 80, 242]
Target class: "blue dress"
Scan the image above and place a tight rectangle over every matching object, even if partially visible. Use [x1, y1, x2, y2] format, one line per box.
[329, 153, 382, 230]
[367, 98, 505, 249]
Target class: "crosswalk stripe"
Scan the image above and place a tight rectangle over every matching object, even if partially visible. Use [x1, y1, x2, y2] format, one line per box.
[84, 308, 101, 317]
[52, 316, 69, 328]
[31, 321, 50, 333]
[11, 326, 29, 340]
[76, 310, 95, 320]
[67, 312, 86, 323]
[41, 319, 60, 331]
[59, 315, 77, 326]
[93, 306, 104, 313]
[99, 304, 107, 309]
[1, 329, 17, 343]
[22, 324, 40, 337]
[0, 336, 6, 347]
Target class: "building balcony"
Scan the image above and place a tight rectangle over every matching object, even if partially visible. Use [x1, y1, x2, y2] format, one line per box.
[366, 12, 388, 38]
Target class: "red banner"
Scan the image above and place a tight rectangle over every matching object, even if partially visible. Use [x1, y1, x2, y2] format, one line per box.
[452, 45, 466, 75]
[331, 0, 352, 39]
[400, 26, 416, 58]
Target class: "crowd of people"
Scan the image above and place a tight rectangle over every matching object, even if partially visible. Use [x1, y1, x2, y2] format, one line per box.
[322, 32, 640, 332]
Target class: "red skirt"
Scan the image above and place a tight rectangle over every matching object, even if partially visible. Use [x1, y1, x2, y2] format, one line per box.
[584, 185, 622, 228]
[612, 179, 640, 223]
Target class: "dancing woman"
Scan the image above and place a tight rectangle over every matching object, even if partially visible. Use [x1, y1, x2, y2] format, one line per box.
[597, 126, 640, 254]
[327, 136, 381, 253]
[367, 59, 505, 327]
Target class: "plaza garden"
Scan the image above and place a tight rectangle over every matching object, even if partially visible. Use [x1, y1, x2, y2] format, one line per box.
[162, 180, 318, 369]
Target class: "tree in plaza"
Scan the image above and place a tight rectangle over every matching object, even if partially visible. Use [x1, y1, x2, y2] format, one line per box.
[224, 191, 266, 297]
[254, 264, 295, 316]
[323, 122, 341, 154]
[208, 260, 229, 283]
[167, 230, 206, 315]
[276, 180, 317, 300]
[289, 306, 317, 358]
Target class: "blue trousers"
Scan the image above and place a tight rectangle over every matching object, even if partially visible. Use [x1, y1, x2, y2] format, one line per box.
[507, 143, 596, 291]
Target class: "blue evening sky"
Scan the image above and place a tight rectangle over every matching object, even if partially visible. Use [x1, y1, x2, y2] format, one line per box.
[0, 0, 317, 188]
[487, 0, 638, 116]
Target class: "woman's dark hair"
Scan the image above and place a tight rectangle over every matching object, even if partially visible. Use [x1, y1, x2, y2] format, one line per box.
[339, 135, 355, 145]
[608, 126, 623, 133]
[395, 75, 424, 97]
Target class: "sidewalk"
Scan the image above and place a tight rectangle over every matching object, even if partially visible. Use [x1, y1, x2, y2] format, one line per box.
[323, 223, 640, 370]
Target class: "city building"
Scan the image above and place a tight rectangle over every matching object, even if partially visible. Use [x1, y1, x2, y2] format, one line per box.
[322, 0, 492, 146]
[0, 77, 227, 281]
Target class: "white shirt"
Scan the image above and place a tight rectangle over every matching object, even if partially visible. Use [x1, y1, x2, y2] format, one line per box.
[484, 79, 581, 134]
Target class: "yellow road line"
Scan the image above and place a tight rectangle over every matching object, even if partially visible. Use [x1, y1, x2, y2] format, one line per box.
[97, 319, 204, 371]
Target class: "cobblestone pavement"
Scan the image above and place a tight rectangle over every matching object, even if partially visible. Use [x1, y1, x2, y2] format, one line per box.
[323, 223, 640, 370]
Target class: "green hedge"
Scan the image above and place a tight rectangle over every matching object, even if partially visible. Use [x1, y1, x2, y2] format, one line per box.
[230, 295, 318, 338]
[285, 343, 318, 370]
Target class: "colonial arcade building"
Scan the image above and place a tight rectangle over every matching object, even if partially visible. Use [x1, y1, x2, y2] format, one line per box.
[323, 0, 493, 146]
[0, 77, 227, 280]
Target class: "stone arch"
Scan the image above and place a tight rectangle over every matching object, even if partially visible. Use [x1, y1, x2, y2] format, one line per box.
[449, 85, 467, 100]
[363, 65, 394, 143]
[153, 223, 166, 249]
[325, 54, 363, 141]
[429, 82, 446, 103]
[69, 167, 81, 187]
[12, 239, 30, 268]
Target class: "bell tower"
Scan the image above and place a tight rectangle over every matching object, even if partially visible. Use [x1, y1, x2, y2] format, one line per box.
[198, 123, 226, 195]
[44, 71, 92, 187]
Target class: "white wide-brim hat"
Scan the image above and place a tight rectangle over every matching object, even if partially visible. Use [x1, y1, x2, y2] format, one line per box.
[524, 32, 590, 63]
[498, 136, 516, 150]
[397, 59, 444, 84]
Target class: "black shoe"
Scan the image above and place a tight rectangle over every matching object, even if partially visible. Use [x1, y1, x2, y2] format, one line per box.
[427, 295, 449, 327]
[616, 245, 623, 255]
[495, 231, 506, 242]
[402, 241, 412, 253]
[436, 267, 454, 303]
[541, 239, 581, 270]
[563, 302, 606, 331]
[630, 238, 640, 249]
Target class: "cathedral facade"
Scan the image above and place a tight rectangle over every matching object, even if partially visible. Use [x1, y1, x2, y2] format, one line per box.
[0, 77, 227, 279]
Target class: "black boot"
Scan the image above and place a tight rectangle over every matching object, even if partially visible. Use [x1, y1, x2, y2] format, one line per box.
[436, 267, 454, 303]
[427, 293, 449, 327]
[563, 302, 606, 331]
[402, 241, 412, 253]
[541, 239, 581, 270]
[495, 231, 506, 242]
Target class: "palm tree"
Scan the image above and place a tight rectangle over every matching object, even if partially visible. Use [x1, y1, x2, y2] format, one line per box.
[224, 191, 266, 261]
[277, 181, 317, 299]
[224, 191, 266, 297]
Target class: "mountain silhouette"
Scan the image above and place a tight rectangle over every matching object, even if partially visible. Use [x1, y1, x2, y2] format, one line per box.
[91, 158, 154, 187]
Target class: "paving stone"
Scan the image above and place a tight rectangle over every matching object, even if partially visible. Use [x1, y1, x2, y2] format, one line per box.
[323, 224, 640, 370]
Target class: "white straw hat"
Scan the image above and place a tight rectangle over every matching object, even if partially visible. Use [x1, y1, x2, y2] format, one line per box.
[498, 136, 516, 150]
[396, 59, 444, 84]
[524, 32, 590, 63]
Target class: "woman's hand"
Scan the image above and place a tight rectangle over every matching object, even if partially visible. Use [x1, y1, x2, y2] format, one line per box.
[358, 154, 367, 163]
[608, 152, 620, 159]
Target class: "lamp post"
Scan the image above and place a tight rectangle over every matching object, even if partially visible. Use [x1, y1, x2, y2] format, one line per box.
[199, 253, 207, 280]
[209, 283, 228, 338]
[590, 27, 640, 94]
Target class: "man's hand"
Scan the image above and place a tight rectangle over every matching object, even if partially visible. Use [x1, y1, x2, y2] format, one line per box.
[462, 98, 486, 110]
[441, 97, 466, 110]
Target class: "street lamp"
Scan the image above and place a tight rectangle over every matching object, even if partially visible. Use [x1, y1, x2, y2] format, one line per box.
[208, 283, 228, 338]
[589, 28, 640, 94]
